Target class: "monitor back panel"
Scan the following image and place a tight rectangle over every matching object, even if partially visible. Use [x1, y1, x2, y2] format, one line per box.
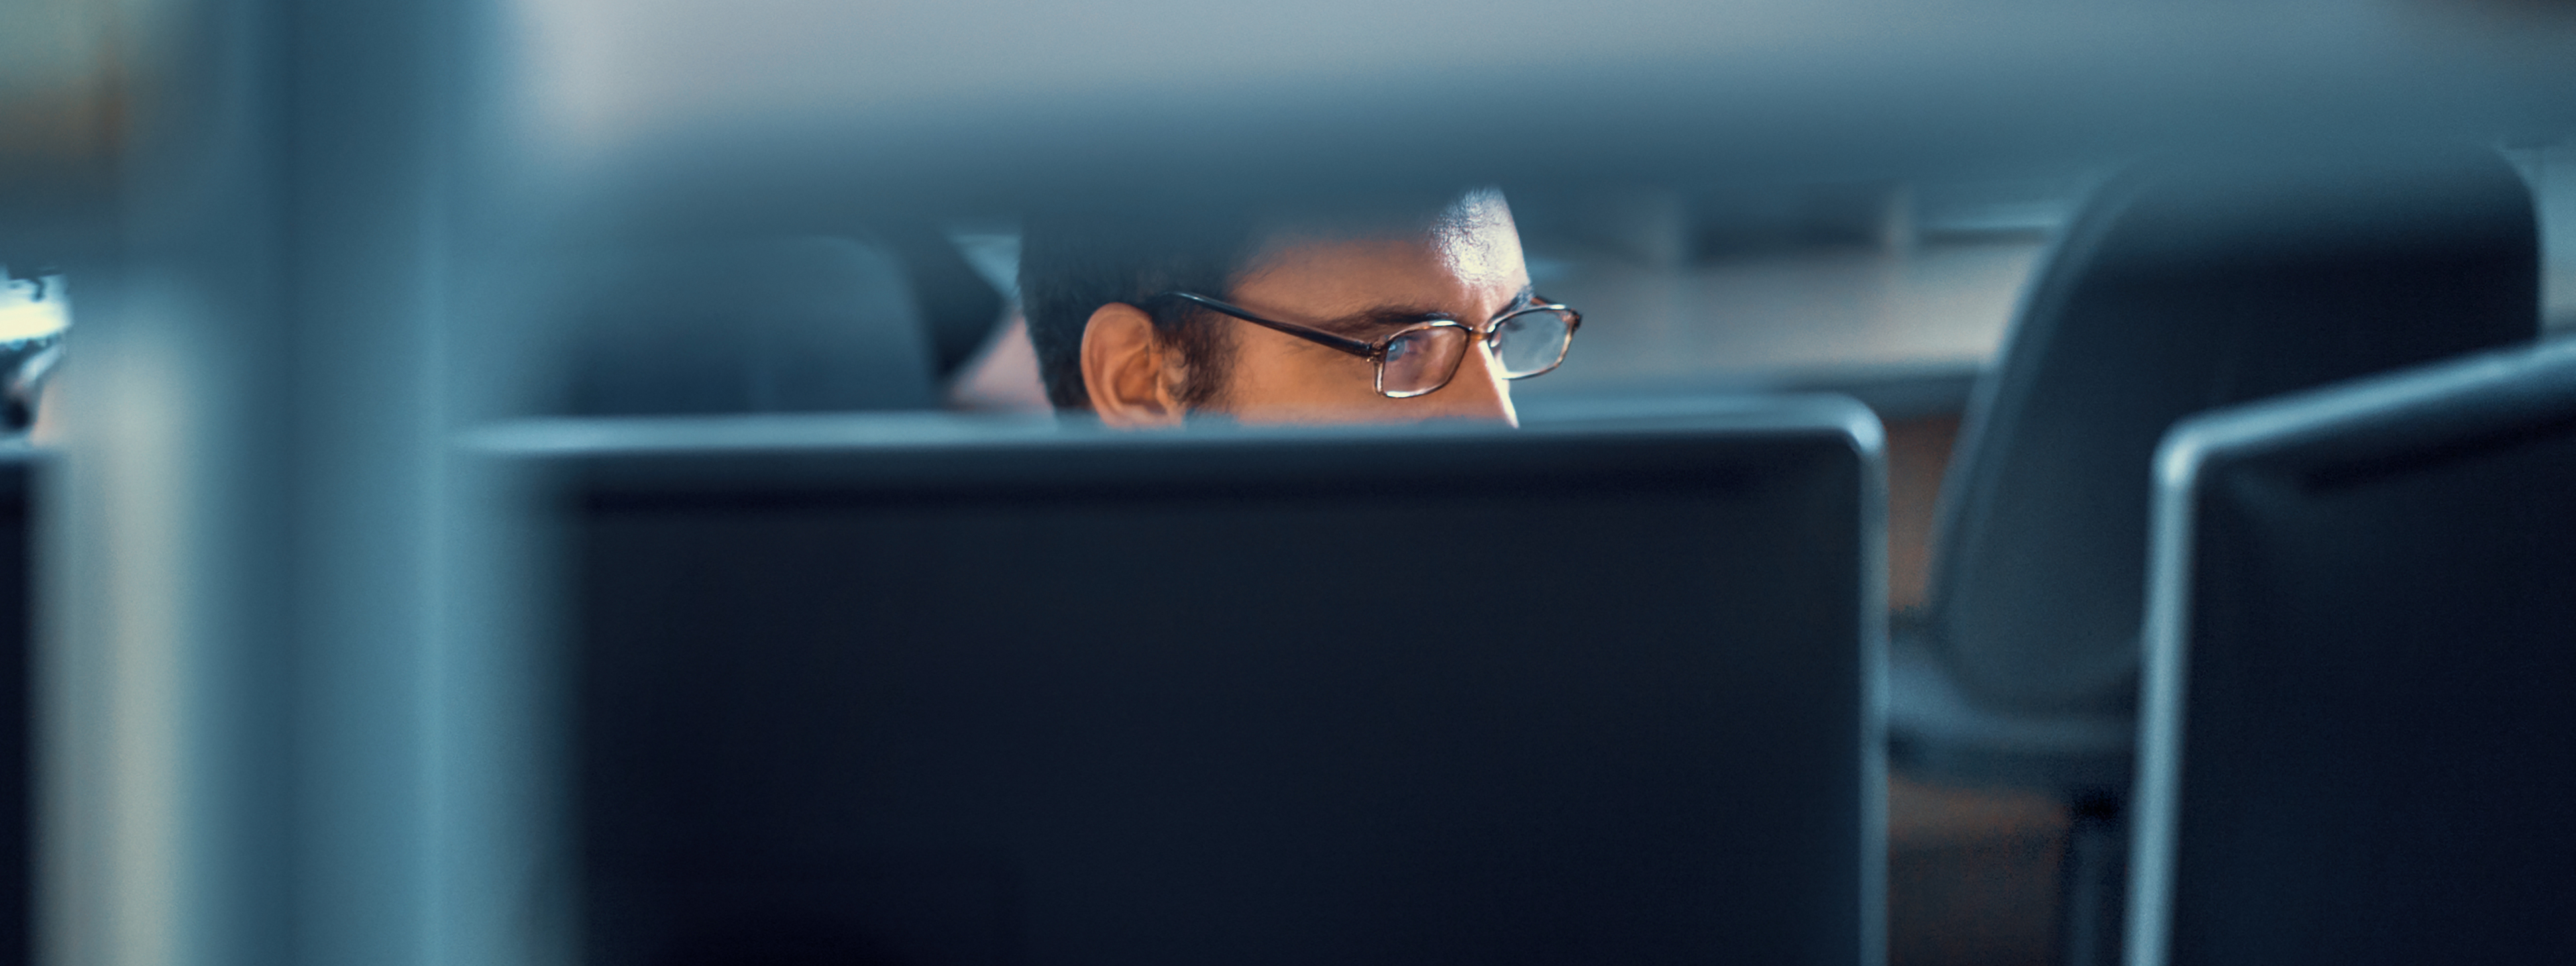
[2158, 372, 2576, 965]
[555, 416, 1878, 966]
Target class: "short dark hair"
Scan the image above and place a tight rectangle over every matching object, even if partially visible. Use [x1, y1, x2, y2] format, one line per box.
[1018, 207, 1260, 411]
[1018, 187, 1503, 411]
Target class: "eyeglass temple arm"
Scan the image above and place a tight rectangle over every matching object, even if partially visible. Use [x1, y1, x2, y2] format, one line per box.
[1159, 292, 1380, 360]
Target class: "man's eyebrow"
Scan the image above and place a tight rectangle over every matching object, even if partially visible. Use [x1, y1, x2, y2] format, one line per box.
[1307, 288, 1542, 338]
[1307, 305, 1454, 338]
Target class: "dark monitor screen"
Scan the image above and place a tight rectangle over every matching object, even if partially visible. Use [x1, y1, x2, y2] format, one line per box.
[528, 402, 1883, 966]
[0, 454, 24, 966]
[2131, 343, 2576, 966]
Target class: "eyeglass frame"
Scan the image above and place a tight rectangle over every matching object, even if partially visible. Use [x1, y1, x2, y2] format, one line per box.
[1150, 290, 1581, 398]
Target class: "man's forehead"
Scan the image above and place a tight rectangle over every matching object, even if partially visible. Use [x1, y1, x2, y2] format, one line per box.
[1244, 191, 1525, 286]
[1248, 189, 1510, 246]
[1240, 232, 1526, 305]
[1431, 189, 1524, 288]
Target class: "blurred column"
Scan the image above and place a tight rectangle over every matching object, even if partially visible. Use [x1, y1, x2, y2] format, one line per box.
[42, 0, 541, 964]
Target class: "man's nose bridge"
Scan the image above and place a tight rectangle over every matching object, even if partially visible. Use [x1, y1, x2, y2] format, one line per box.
[1439, 337, 1515, 417]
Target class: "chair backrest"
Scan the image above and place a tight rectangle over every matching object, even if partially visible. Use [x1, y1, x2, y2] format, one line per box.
[2127, 337, 2576, 966]
[1927, 150, 2538, 714]
[873, 221, 1008, 380]
[494, 399, 1886, 966]
[561, 235, 940, 415]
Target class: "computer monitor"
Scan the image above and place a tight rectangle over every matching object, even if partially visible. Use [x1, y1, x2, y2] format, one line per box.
[508, 398, 1885, 966]
[0, 453, 29, 966]
[2128, 339, 2576, 966]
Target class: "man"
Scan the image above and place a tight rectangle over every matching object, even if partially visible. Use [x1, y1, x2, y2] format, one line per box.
[1018, 189, 1579, 427]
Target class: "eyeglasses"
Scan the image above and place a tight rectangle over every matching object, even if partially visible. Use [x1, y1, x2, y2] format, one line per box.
[1155, 291, 1581, 398]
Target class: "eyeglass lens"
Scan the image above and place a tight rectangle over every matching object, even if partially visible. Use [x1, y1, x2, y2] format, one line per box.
[1492, 309, 1574, 378]
[1378, 309, 1577, 396]
[1380, 327, 1472, 396]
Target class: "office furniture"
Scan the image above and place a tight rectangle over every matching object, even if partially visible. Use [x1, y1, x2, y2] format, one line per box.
[1888, 150, 2538, 965]
[2128, 337, 2576, 966]
[487, 400, 1886, 965]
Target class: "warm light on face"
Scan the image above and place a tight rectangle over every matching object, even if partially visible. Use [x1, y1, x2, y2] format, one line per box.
[1433, 189, 1526, 290]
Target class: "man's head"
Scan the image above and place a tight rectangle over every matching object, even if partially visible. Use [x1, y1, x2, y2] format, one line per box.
[1020, 189, 1553, 427]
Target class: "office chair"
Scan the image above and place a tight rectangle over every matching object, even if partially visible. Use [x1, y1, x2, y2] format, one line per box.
[873, 221, 1009, 380]
[561, 235, 942, 416]
[1887, 148, 2538, 965]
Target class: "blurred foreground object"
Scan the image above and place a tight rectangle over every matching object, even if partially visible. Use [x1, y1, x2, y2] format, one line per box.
[525, 0, 2576, 232]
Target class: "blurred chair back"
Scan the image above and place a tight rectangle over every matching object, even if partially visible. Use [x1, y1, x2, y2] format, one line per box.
[562, 236, 940, 415]
[2130, 338, 2576, 966]
[1926, 150, 2538, 718]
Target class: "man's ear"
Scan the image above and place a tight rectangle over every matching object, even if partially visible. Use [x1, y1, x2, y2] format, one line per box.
[1079, 303, 1187, 428]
